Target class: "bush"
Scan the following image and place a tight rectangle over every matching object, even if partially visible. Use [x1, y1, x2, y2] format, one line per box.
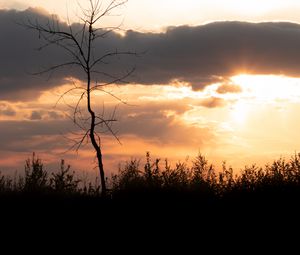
[23, 153, 48, 193]
[50, 159, 81, 194]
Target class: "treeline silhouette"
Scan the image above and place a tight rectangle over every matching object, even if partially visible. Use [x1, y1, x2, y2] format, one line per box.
[1, 152, 300, 206]
[1, 152, 300, 233]
[0, 153, 100, 197]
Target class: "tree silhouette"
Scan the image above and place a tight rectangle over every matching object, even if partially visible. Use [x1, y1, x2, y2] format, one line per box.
[23, 0, 136, 196]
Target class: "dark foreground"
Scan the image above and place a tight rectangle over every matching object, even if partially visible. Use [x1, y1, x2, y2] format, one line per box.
[1, 187, 299, 225]
[0, 189, 299, 252]
[1, 153, 300, 245]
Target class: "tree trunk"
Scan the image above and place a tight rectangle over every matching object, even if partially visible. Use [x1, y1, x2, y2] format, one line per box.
[86, 19, 107, 196]
[87, 69, 107, 196]
[88, 97, 107, 196]
[92, 133, 107, 196]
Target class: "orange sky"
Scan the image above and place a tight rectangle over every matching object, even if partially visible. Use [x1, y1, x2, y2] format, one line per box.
[2, 74, 300, 175]
[2, 1, 300, 177]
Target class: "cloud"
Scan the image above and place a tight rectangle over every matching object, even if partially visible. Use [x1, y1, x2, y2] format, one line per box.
[107, 101, 216, 145]
[217, 83, 242, 94]
[0, 119, 72, 152]
[0, 99, 219, 173]
[29, 111, 42, 120]
[123, 22, 300, 89]
[2, 8, 300, 101]
[27, 110, 64, 120]
[198, 97, 227, 108]
[0, 103, 16, 116]
[0, 99, 215, 154]
[48, 111, 64, 120]
[0, 8, 71, 101]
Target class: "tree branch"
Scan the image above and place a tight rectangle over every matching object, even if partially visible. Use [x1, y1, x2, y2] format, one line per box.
[90, 50, 137, 69]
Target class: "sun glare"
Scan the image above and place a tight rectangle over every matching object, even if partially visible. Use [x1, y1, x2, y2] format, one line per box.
[230, 101, 250, 124]
[224, 74, 300, 125]
[232, 74, 300, 102]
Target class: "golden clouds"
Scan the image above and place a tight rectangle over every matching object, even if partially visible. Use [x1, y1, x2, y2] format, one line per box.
[217, 84, 242, 94]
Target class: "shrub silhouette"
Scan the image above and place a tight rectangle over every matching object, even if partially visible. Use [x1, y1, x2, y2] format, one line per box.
[1, 151, 300, 207]
[0, 173, 12, 193]
[112, 153, 215, 200]
[23, 153, 48, 193]
[0, 153, 95, 197]
[50, 160, 81, 194]
[190, 154, 216, 193]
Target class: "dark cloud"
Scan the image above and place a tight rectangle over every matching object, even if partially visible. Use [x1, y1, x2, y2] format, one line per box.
[117, 111, 213, 145]
[217, 83, 242, 94]
[124, 22, 300, 89]
[2, 8, 300, 100]
[29, 111, 42, 120]
[0, 100, 214, 154]
[48, 111, 64, 120]
[27, 110, 64, 120]
[110, 102, 215, 145]
[27, 109, 65, 120]
[0, 9, 70, 100]
[0, 119, 72, 152]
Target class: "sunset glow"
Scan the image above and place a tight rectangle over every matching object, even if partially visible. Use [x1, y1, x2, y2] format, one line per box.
[232, 74, 300, 102]
[2, 0, 300, 177]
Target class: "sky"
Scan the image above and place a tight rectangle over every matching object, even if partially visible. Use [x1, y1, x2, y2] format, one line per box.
[2, 0, 300, 176]
[3, 0, 300, 30]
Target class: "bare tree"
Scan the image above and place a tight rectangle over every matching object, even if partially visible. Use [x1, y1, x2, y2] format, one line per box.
[23, 0, 136, 196]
